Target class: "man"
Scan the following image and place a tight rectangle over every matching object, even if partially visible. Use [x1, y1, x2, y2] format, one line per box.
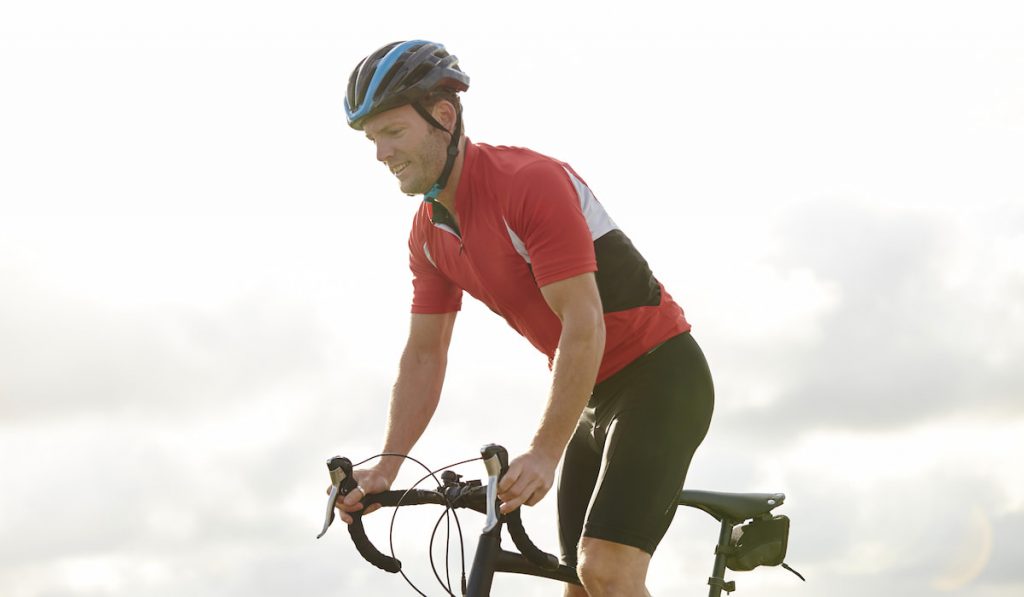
[334, 40, 714, 597]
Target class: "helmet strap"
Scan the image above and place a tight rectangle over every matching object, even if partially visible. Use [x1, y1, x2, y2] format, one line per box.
[413, 101, 464, 203]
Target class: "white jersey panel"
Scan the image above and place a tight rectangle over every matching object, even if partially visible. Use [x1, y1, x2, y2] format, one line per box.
[504, 222, 531, 264]
[423, 242, 437, 268]
[563, 167, 618, 240]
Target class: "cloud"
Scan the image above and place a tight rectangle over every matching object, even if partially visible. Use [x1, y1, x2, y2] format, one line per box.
[980, 510, 1024, 586]
[0, 277, 332, 423]
[710, 199, 1024, 438]
[727, 423, 1024, 597]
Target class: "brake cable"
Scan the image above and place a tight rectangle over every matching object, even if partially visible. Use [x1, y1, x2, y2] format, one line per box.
[344, 453, 483, 596]
[397, 457, 482, 596]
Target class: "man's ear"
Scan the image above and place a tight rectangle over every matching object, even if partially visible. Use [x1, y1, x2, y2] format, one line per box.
[432, 100, 457, 132]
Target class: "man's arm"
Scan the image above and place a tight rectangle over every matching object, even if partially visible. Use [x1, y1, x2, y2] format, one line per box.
[379, 311, 457, 479]
[497, 272, 605, 513]
[336, 311, 456, 523]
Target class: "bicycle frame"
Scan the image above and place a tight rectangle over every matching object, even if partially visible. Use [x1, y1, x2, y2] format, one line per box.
[466, 513, 580, 594]
[463, 490, 764, 596]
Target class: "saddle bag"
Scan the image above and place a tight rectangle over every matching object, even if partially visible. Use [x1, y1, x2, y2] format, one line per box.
[726, 515, 791, 571]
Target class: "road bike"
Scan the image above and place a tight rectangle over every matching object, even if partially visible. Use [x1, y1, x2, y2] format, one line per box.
[318, 444, 803, 596]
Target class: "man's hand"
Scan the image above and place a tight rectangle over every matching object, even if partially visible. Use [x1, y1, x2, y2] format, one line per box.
[497, 449, 559, 514]
[328, 467, 393, 524]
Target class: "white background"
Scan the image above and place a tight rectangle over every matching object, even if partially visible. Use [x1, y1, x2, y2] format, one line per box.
[2, 1, 1023, 595]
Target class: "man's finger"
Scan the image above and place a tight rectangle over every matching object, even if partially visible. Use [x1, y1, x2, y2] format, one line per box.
[525, 486, 548, 506]
[503, 473, 538, 502]
[342, 485, 368, 506]
[497, 465, 520, 493]
[500, 496, 525, 514]
[500, 480, 541, 513]
[335, 498, 364, 511]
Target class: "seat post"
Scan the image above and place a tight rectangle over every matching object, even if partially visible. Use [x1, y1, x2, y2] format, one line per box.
[706, 519, 737, 596]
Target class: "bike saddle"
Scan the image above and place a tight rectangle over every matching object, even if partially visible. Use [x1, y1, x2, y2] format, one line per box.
[679, 490, 785, 522]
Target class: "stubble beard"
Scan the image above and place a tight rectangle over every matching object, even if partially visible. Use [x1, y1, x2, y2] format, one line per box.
[399, 128, 450, 196]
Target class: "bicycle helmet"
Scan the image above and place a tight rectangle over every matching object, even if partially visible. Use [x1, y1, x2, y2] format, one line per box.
[345, 40, 469, 131]
[345, 40, 470, 203]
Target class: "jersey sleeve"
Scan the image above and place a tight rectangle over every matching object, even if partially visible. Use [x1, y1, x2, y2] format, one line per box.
[409, 228, 463, 314]
[505, 160, 598, 287]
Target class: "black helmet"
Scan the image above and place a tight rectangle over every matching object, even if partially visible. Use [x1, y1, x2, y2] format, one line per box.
[345, 40, 470, 130]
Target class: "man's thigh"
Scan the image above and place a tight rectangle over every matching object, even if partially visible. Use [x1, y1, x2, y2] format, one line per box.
[581, 334, 714, 555]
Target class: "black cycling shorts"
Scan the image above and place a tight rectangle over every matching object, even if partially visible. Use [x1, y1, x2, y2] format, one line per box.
[557, 331, 714, 565]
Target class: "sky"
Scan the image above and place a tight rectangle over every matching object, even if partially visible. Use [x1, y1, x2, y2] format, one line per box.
[1, 1, 1022, 596]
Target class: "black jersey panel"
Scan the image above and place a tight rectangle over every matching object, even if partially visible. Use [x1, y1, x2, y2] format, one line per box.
[593, 230, 662, 313]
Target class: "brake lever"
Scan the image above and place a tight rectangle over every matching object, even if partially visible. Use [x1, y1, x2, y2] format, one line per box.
[317, 456, 356, 539]
[480, 444, 509, 532]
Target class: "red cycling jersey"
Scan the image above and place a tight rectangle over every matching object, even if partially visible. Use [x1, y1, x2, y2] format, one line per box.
[409, 140, 690, 383]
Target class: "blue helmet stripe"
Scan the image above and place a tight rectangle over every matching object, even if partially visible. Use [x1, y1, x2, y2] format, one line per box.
[346, 39, 433, 123]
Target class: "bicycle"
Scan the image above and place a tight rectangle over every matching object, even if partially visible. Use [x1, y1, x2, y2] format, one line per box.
[318, 444, 804, 596]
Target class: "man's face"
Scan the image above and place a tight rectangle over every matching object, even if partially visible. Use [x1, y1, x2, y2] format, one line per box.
[363, 104, 448, 196]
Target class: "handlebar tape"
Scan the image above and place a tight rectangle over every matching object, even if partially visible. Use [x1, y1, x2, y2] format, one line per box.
[344, 490, 453, 574]
[479, 444, 558, 570]
[347, 509, 402, 573]
[505, 509, 560, 571]
[324, 458, 403, 573]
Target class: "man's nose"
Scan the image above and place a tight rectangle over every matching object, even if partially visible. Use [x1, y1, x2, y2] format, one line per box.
[375, 140, 393, 164]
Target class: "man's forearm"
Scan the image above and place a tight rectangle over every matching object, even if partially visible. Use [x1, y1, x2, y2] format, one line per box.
[530, 321, 606, 461]
[377, 350, 448, 480]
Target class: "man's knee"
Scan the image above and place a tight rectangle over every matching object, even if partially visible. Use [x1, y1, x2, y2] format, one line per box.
[576, 537, 650, 594]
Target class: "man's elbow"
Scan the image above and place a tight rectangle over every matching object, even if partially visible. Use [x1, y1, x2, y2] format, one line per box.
[563, 307, 606, 349]
[593, 316, 607, 352]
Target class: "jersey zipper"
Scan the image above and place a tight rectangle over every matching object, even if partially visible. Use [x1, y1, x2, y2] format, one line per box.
[429, 201, 465, 253]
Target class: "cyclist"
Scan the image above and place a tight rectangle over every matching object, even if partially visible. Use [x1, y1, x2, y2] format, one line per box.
[335, 40, 715, 597]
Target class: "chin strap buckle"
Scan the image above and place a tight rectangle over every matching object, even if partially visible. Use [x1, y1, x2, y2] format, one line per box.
[422, 184, 442, 202]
